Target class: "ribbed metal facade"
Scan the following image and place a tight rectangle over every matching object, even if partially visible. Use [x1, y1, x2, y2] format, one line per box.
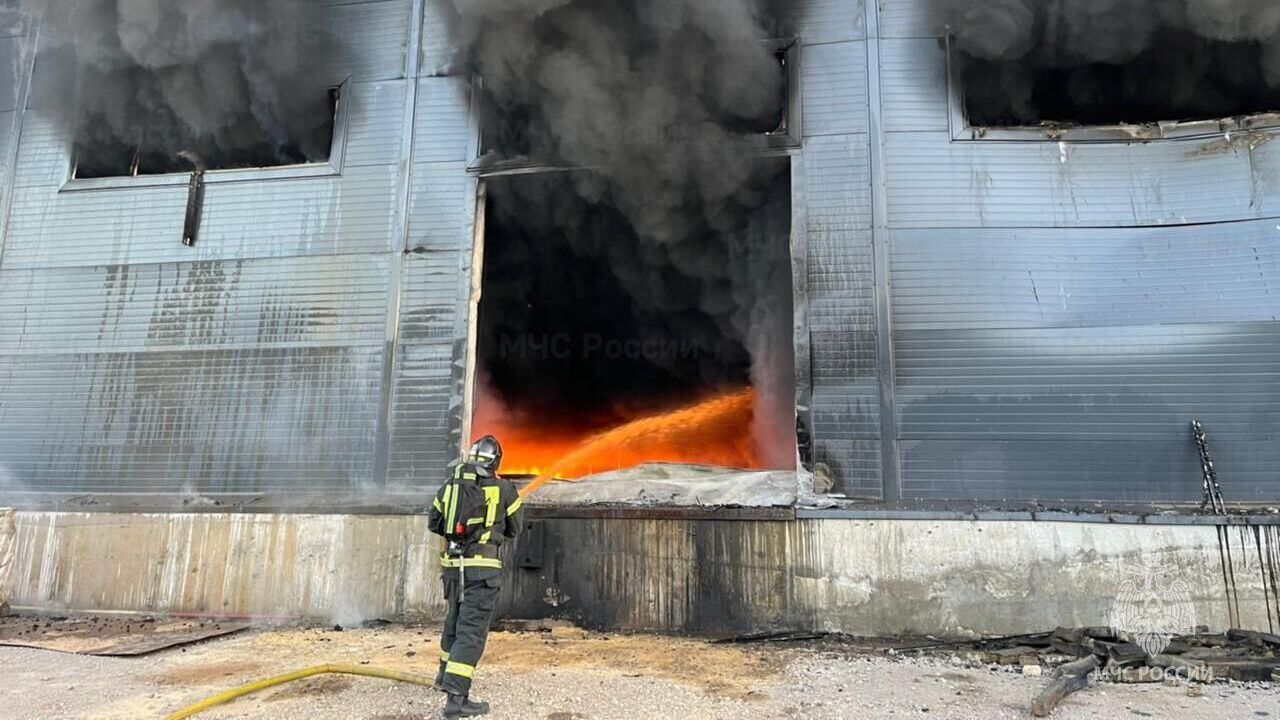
[0, 0, 1275, 506]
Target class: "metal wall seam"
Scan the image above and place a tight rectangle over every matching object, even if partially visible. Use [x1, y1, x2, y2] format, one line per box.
[374, 0, 425, 487]
[864, 0, 902, 501]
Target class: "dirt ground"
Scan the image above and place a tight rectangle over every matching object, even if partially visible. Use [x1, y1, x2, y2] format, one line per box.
[1, 623, 1277, 719]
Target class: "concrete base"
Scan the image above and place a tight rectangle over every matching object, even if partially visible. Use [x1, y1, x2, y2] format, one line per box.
[6, 511, 1279, 636]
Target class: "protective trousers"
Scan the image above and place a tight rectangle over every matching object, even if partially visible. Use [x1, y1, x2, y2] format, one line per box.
[438, 567, 501, 696]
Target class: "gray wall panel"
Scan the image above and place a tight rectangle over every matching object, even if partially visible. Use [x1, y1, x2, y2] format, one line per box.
[0, 35, 20, 112]
[801, 41, 869, 137]
[3, 165, 399, 269]
[386, 250, 462, 489]
[805, 133, 873, 230]
[804, 130, 880, 495]
[319, 0, 413, 83]
[896, 323, 1280, 501]
[385, 342, 454, 488]
[0, 3, 402, 498]
[397, 250, 461, 343]
[0, 346, 385, 493]
[891, 223, 1280, 332]
[0, 255, 389, 354]
[884, 131, 1258, 228]
[407, 161, 467, 251]
[880, 39, 947, 132]
[344, 80, 410, 168]
[878, 0, 938, 39]
[412, 77, 469, 163]
[778, 0, 866, 45]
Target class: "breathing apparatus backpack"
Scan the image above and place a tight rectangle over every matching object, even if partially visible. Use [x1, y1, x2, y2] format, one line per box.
[432, 461, 489, 556]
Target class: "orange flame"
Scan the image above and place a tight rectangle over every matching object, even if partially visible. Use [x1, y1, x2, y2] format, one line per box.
[512, 389, 759, 496]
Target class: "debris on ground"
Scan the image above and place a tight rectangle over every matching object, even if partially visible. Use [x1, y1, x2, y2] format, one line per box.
[883, 625, 1280, 716]
[0, 617, 1277, 719]
[0, 613, 249, 656]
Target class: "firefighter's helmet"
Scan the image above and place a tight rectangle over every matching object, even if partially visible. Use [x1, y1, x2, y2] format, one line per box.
[468, 435, 503, 476]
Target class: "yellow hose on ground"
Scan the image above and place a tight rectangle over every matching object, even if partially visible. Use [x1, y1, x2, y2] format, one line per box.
[165, 663, 437, 720]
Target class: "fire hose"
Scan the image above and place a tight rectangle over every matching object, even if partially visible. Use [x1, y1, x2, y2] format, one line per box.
[164, 664, 438, 719]
[168, 433, 599, 717]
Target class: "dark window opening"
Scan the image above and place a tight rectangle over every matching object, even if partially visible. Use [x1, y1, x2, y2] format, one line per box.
[472, 159, 796, 479]
[72, 87, 340, 180]
[960, 30, 1280, 128]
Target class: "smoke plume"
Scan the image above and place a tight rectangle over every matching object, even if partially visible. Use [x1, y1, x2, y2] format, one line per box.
[444, 0, 784, 242]
[937, 0, 1280, 125]
[24, 0, 338, 174]
[451, 0, 796, 467]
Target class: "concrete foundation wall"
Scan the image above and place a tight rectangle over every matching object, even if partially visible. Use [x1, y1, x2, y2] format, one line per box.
[8, 511, 1279, 637]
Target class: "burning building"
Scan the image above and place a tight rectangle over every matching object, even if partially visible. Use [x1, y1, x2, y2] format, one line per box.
[0, 0, 1278, 637]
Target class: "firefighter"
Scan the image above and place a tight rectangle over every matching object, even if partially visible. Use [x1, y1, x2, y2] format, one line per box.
[427, 435, 525, 719]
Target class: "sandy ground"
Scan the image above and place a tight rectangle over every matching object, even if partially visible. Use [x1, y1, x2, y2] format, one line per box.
[0, 624, 1277, 719]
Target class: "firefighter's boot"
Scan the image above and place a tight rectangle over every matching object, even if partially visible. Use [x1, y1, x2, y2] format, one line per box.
[444, 693, 490, 718]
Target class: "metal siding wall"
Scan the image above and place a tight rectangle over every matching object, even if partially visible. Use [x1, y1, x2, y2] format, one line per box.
[872, 0, 1280, 503]
[778, 0, 866, 44]
[0, 1, 410, 495]
[799, 25, 881, 495]
[386, 28, 473, 487]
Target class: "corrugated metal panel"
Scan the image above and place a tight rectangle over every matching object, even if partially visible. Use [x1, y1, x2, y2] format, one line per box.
[420, 0, 456, 76]
[0, 5, 402, 497]
[385, 342, 455, 488]
[0, 253, 390, 493]
[0, 346, 385, 492]
[877, 0, 939, 39]
[899, 439, 1211, 503]
[884, 132, 1258, 228]
[3, 164, 398, 269]
[803, 132, 880, 495]
[801, 41, 869, 137]
[386, 251, 462, 489]
[397, 250, 460, 343]
[896, 323, 1280, 501]
[891, 223, 1280, 331]
[777, 0, 866, 44]
[1245, 137, 1280, 217]
[879, 39, 947, 132]
[0, 255, 390, 354]
[0, 35, 20, 112]
[805, 134, 873, 230]
[412, 77, 469, 163]
[406, 160, 467, 251]
[344, 80, 409, 168]
[319, 0, 412, 83]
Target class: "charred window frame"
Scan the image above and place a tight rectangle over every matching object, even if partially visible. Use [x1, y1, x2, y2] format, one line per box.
[60, 77, 353, 192]
[467, 38, 801, 175]
[944, 35, 1280, 143]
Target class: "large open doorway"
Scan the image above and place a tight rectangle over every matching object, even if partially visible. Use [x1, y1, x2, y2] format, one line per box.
[470, 158, 796, 486]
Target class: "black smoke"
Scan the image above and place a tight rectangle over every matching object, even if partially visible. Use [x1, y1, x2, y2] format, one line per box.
[938, 0, 1280, 126]
[23, 0, 338, 175]
[442, 0, 785, 243]
[449, 0, 797, 464]
[478, 161, 791, 428]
